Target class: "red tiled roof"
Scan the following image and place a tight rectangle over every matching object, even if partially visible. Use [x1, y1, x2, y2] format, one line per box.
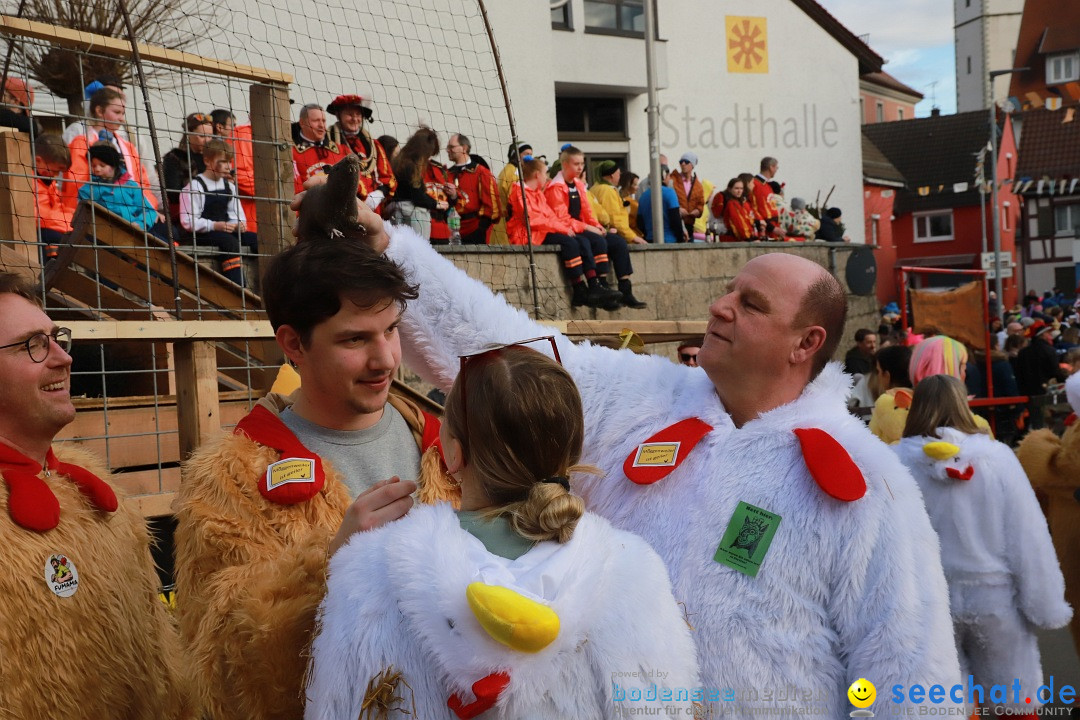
[1039, 26, 1080, 55]
[788, 0, 884, 75]
[862, 71, 924, 100]
[1013, 104, 1080, 182]
[1009, 0, 1080, 100]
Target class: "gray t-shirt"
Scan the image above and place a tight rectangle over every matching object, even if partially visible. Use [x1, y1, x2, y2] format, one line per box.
[280, 405, 421, 499]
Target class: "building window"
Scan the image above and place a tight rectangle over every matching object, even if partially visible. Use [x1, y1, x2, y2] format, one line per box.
[556, 96, 628, 140]
[551, 1, 571, 30]
[584, 0, 644, 36]
[1054, 204, 1080, 236]
[897, 108, 904, 120]
[859, 97, 865, 124]
[914, 210, 954, 242]
[875, 101, 884, 123]
[1047, 52, 1080, 85]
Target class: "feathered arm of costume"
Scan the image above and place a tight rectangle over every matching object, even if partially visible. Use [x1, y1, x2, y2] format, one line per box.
[995, 443, 1072, 628]
[586, 534, 699, 709]
[304, 529, 445, 720]
[388, 223, 667, 409]
[827, 451, 961, 711]
[174, 434, 344, 720]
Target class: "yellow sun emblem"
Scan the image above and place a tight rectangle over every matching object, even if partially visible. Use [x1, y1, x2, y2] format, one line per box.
[726, 16, 769, 74]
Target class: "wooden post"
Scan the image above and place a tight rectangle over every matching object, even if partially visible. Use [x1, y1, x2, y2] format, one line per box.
[0, 130, 40, 278]
[174, 340, 221, 460]
[250, 83, 293, 275]
[249, 83, 291, 385]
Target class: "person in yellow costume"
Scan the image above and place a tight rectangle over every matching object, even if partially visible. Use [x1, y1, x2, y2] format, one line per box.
[590, 160, 646, 245]
[488, 142, 531, 246]
[869, 336, 991, 444]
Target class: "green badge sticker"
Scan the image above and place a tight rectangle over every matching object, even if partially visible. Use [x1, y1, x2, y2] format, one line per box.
[713, 501, 782, 577]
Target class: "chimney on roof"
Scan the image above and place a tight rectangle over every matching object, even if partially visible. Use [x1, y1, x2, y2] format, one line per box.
[930, 107, 941, 117]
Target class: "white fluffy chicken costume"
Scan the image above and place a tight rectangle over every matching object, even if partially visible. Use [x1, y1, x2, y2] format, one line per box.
[381, 227, 961, 717]
[305, 503, 698, 719]
[894, 427, 1070, 707]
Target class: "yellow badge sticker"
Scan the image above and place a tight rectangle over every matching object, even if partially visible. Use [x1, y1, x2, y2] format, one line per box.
[266, 458, 316, 491]
[632, 442, 681, 467]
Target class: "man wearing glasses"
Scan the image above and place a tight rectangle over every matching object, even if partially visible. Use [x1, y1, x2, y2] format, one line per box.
[0, 272, 192, 718]
[357, 218, 962, 715]
[447, 133, 500, 245]
[677, 339, 701, 367]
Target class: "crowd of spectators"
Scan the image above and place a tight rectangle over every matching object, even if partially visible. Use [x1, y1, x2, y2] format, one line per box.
[21, 79, 857, 298]
[845, 289, 1080, 445]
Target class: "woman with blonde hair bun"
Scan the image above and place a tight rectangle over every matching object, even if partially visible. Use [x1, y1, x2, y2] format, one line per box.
[305, 340, 697, 720]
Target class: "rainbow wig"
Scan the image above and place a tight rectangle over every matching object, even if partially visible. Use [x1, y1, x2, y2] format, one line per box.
[909, 335, 968, 385]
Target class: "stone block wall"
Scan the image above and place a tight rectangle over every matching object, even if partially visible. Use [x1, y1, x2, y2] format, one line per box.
[434, 241, 880, 353]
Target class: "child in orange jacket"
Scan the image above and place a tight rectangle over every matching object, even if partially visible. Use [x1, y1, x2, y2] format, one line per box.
[33, 134, 78, 262]
[508, 156, 621, 309]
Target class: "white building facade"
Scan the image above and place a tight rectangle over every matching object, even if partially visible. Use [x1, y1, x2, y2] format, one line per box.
[954, 0, 1024, 112]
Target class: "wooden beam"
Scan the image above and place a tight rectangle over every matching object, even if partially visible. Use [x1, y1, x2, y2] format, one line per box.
[0, 130, 38, 277]
[65, 319, 707, 344]
[128, 491, 177, 519]
[68, 319, 274, 342]
[0, 16, 292, 85]
[548, 320, 709, 343]
[174, 341, 221, 460]
[251, 83, 295, 279]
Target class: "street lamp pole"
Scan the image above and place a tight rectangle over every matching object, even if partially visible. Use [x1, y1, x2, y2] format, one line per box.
[987, 67, 1028, 320]
[643, 0, 663, 245]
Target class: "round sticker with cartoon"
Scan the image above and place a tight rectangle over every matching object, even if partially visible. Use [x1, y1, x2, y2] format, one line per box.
[43, 553, 79, 598]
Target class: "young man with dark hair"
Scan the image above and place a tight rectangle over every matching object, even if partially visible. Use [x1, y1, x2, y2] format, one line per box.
[843, 327, 877, 376]
[174, 237, 458, 720]
[0, 271, 192, 718]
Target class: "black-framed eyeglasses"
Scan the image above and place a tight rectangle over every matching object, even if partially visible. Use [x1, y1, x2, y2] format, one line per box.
[0, 328, 72, 363]
[456, 336, 562, 455]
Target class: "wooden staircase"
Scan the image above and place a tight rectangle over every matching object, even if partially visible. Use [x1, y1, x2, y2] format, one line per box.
[43, 201, 277, 391]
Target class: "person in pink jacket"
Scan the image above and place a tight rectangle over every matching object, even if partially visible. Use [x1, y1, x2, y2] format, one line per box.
[544, 145, 644, 308]
[508, 156, 622, 309]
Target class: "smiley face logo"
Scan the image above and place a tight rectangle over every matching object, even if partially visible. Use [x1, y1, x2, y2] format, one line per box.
[847, 678, 876, 709]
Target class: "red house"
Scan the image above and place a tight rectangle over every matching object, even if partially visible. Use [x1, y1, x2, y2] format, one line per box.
[862, 110, 1020, 309]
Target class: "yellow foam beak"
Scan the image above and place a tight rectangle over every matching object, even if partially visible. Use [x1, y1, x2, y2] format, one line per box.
[466, 582, 560, 653]
[923, 441, 960, 461]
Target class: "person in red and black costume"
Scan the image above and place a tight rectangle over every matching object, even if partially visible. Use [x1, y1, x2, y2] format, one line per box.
[326, 94, 396, 213]
[292, 103, 350, 193]
[752, 155, 786, 238]
[446, 132, 500, 244]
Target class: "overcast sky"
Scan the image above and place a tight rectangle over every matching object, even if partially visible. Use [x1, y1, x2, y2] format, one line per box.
[818, 0, 957, 116]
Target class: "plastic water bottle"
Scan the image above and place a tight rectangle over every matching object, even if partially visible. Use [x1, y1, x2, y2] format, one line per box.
[447, 207, 462, 245]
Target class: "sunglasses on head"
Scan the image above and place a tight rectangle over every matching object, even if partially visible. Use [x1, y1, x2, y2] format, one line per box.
[456, 336, 562, 454]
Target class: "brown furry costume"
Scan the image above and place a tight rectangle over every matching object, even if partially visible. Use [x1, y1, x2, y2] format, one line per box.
[174, 391, 458, 720]
[0, 445, 193, 720]
[1016, 419, 1080, 659]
